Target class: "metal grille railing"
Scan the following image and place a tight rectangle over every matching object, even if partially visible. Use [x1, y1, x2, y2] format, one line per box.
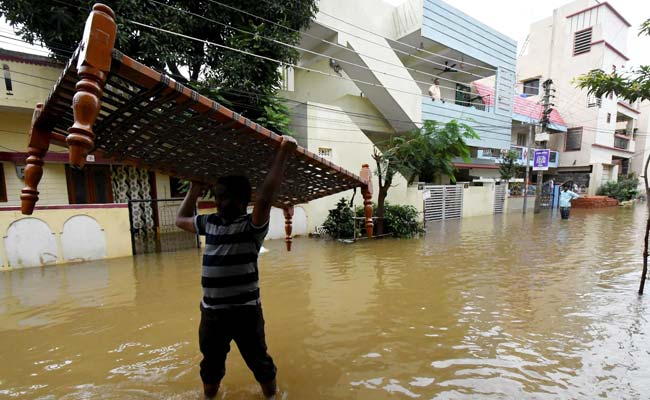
[128, 198, 200, 255]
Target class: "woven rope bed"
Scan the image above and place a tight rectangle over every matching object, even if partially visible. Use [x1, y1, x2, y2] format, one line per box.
[20, 4, 374, 245]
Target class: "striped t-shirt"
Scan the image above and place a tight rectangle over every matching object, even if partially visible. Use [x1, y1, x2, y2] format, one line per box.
[194, 213, 269, 309]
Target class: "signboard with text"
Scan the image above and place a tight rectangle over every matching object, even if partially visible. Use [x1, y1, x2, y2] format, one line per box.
[533, 149, 550, 171]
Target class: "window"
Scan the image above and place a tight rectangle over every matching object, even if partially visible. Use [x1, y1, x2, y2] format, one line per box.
[169, 176, 186, 198]
[565, 128, 583, 151]
[279, 66, 294, 92]
[0, 163, 7, 202]
[587, 94, 601, 108]
[517, 133, 527, 146]
[614, 136, 629, 150]
[573, 28, 592, 56]
[66, 165, 114, 204]
[318, 147, 332, 159]
[606, 113, 611, 123]
[3, 64, 12, 95]
[522, 79, 540, 96]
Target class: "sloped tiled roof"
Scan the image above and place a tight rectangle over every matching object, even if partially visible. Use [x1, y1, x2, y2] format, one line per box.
[473, 81, 567, 130]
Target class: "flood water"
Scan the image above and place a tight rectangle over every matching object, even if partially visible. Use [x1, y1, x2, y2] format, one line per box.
[1, 207, 649, 399]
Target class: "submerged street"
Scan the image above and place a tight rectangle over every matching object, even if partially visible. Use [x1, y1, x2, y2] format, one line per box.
[1, 207, 649, 399]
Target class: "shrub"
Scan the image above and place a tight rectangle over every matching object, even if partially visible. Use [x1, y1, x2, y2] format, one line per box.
[322, 198, 356, 239]
[596, 174, 640, 202]
[356, 202, 424, 238]
[509, 182, 524, 196]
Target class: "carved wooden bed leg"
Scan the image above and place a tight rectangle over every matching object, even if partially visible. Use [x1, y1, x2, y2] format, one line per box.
[284, 206, 294, 251]
[360, 164, 374, 238]
[67, 3, 117, 167]
[21, 104, 50, 215]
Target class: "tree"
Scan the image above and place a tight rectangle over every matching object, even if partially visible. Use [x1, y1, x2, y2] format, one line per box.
[575, 17, 650, 294]
[372, 120, 478, 235]
[498, 150, 523, 183]
[0, 0, 317, 134]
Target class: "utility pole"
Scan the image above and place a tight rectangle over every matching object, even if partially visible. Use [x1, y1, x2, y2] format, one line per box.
[522, 122, 533, 214]
[534, 79, 555, 214]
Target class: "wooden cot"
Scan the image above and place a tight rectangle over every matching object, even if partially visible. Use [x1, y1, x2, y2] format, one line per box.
[20, 3, 373, 250]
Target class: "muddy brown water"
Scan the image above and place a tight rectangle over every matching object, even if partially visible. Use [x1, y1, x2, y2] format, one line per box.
[1, 207, 649, 399]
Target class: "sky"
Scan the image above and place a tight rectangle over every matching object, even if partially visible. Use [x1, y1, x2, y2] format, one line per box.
[384, 0, 650, 68]
[2, 1, 650, 68]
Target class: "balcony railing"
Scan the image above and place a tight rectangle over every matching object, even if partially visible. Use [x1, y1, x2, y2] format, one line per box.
[477, 145, 559, 168]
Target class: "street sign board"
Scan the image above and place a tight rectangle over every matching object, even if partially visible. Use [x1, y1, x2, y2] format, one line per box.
[533, 149, 550, 171]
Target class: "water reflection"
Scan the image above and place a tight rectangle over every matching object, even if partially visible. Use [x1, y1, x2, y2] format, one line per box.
[0, 207, 648, 399]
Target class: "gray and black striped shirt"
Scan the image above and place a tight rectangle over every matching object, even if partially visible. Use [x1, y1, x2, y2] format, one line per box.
[194, 213, 269, 309]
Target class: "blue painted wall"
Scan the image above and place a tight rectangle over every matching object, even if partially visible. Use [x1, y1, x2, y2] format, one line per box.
[421, 0, 517, 150]
[421, 0, 517, 68]
[422, 99, 512, 149]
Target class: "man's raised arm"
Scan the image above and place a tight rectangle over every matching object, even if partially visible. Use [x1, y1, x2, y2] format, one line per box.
[175, 182, 205, 233]
[252, 136, 297, 227]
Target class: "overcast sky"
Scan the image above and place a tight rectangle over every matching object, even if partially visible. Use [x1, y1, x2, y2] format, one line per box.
[385, 0, 650, 68]
[2, 1, 650, 68]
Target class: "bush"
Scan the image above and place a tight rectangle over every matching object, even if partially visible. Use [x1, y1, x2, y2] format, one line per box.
[596, 174, 640, 202]
[509, 182, 524, 196]
[356, 202, 424, 238]
[322, 198, 356, 239]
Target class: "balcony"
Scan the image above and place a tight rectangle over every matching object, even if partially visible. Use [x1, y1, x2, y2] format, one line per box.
[477, 145, 559, 168]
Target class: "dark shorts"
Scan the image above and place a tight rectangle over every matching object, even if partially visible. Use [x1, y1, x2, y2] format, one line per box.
[199, 304, 276, 384]
[560, 207, 571, 219]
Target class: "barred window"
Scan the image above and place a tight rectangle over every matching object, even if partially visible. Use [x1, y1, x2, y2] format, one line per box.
[522, 79, 539, 96]
[565, 128, 582, 151]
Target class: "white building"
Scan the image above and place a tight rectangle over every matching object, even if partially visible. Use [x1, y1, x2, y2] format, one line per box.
[517, 0, 639, 194]
[633, 102, 650, 189]
[283, 0, 518, 227]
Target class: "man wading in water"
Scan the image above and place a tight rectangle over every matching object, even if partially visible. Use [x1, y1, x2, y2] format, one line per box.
[559, 184, 580, 220]
[176, 135, 297, 399]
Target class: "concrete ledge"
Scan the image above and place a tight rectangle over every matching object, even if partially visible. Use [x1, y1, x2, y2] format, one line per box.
[572, 196, 619, 209]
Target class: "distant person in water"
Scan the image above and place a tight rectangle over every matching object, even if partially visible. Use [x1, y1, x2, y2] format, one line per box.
[559, 185, 580, 220]
[176, 135, 297, 399]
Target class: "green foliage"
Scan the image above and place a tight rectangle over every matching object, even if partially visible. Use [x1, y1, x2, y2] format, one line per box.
[322, 198, 355, 239]
[596, 174, 640, 202]
[255, 94, 293, 136]
[508, 182, 524, 196]
[0, 0, 316, 134]
[498, 150, 523, 182]
[355, 203, 424, 239]
[378, 120, 479, 185]
[575, 18, 650, 103]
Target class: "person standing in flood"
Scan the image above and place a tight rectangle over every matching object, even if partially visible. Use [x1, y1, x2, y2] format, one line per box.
[559, 185, 580, 220]
[175, 135, 298, 399]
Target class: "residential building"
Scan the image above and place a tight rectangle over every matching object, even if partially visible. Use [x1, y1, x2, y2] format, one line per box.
[633, 102, 650, 189]
[285, 0, 517, 226]
[518, 0, 639, 194]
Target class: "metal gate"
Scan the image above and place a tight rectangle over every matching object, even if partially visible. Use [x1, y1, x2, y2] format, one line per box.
[423, 185, 463, 221]
[494, 184, 506, 214]
[128, 199, 200, 255]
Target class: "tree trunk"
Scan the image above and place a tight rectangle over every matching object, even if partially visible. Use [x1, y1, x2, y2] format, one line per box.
[376, 185, 389, 236]
[639, 154, 650, 295]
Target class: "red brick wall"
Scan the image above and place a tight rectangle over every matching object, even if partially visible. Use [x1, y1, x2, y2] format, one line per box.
[571, 196, 619, 209]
